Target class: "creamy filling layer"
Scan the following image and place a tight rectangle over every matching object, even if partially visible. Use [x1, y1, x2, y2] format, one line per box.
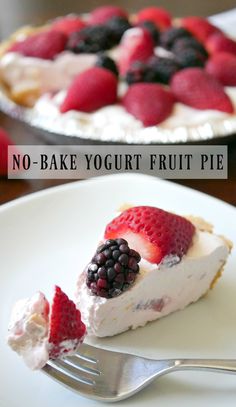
[76, 231, 229, 337]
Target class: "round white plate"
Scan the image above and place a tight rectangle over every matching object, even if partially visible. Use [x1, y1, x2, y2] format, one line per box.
[0, 173, 236, 407]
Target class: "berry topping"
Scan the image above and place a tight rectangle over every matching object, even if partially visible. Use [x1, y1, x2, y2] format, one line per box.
[66, 25, 116, 53]
[119, 27, 154, 76]
[105, 206, 195, 264]
[48, 286, 86, 359]
[181, 17, 221, 43]
[160, 27, 192, 49]
[86, 238, 141, 298]
[147, 56, 180, 84]
[88, 6, 128, 25]
[171, 68, 234, 113]
[60, 67, 118, 113]
[51, 16, 87, 36]
[171, 37, 208, 58]
[206, 33, 236, 56]
[122, 83, 174, 126]
[106, 16, 132, 43]
[125, 61, 155, 85]
[137, 21, 160, 45]
[135, 7, 172, 31]
[205, 52, 236, 86]
[96, 53, 119, 76]
[9, 30, 67, 60]
[175, 48, 206, 68]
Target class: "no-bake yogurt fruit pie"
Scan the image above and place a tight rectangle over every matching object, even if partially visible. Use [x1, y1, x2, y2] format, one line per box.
[0, 6, 236, 140]
[76, 206, 231, 337]
[8, 205, 231, 368]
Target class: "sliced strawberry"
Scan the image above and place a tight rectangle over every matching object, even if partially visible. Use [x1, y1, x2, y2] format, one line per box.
[104, 206, 195, 264]
[60, 67, 118, 113]
[135, 7, 172, 31]
[0, 128, 16, 177]
[119, 27, 154, 76]
[206, 33, 236, 56]
[9, 30, 67, 60]
[171, 68, 234, 113]
[122, 83, 174, 126]
[206, 52, 236, 86]
[88, 6, 128, 25]
[181, 17, 220, 43]
[48, 286, 86, 359]
[51, 16, 87, 36]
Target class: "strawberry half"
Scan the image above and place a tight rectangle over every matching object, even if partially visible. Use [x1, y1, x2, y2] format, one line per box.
[48, 286, 86, 359]
[206, 52, 236, 86]
[104, 206, 195, 264]
[51, 16, 87, 36]
[181, 17, 220, 43]
[206, 33, 236, 56]
[135, 7, 172, 31]
[119, 27, 154, 76]
[9, 30, 67, 60]
[88, 6, 128, 25]
[171, 68, 234, 113]
[123, 83, 174, 126]
[60, 67, 118, 113]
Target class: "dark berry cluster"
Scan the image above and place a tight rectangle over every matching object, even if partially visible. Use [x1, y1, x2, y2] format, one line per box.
[137, 20, 160, 45]
[67, 17, 131, 53]
[160, 27, 192, 49]
[126, 57, 180, 85]
[86, 238, 141, 298]
[96, 53, 119, 76]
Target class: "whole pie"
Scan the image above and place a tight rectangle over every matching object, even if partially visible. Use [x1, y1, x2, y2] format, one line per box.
[0, 6, 236, 140]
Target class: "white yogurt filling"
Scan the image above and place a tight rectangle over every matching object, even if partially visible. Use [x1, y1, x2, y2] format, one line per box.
[76, 230, 229, 337]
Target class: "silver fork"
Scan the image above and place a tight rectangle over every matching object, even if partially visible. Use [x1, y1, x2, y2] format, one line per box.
[43, 343, 236, 402]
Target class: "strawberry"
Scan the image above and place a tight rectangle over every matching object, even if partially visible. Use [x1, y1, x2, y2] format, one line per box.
[48, 286, 86, 359]
[60, 67, 118, 113]
[206, 52, 236, 86]
[51, 16, 87, 36]
[9, 30, 67, 60]
[170, 68, 234, 113]
[135, 7, 172, 31]
[0, 128, 15, 177]
[88, 6, 128, 25]
[206, 33, 236, 56]
[119, 27, 154, 76]
[104, 206, 195, 264]
[181, 17, 220, 43]
[122, 83, 174, 126]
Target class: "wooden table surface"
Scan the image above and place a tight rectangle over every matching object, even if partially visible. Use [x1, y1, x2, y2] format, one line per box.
[0, 1, 236, 207]
[0, 112, 236, 206]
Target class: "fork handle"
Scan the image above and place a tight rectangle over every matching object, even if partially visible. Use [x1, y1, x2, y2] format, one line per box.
[174, 359, 236, 374]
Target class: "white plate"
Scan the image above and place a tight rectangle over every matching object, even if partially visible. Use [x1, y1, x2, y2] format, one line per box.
[0, 173, 236, 407]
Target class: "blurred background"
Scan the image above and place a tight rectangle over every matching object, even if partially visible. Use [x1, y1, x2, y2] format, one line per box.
[1, 0, 236, 38]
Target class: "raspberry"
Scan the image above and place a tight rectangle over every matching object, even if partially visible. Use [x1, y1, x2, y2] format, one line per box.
[135, 7, 172, 31]
[88, 6, 128, 25]
[51, 16, 87, 36]
[86, 239, 141, 298]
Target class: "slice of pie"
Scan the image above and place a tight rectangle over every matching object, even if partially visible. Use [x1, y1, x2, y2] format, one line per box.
[76, 206, 231, 337]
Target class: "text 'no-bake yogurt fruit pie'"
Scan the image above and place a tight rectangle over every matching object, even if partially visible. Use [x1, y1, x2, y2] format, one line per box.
[8, 205, 232, 368]
[0, 6, 236, 141]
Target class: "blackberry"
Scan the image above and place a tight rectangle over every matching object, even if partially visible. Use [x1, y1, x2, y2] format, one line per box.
[175, 48, 206, 68]
[86, 238, 141, 298]
[171, 37, 208, 58]
[147, 56, 180, 84]
[138, 21, 160, 45]
[96, 53, 119, 76]
[106, 16, 132, 43]
[160, 27, 192, 49]
[66, 25, 116, 53]
[125, 61, 153, 84]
